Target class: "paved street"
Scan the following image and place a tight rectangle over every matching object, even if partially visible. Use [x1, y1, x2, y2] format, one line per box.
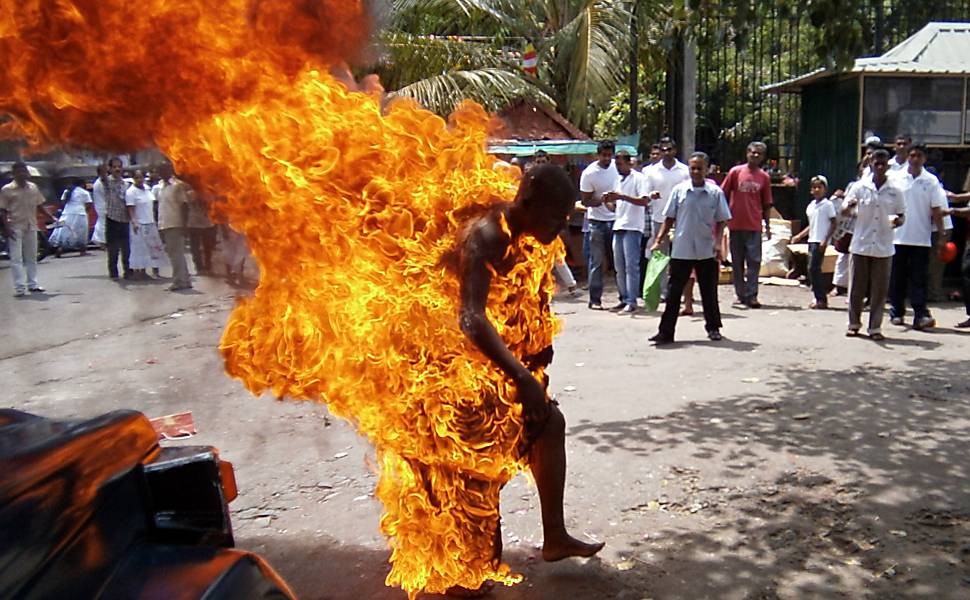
[4, 250, 970, 599]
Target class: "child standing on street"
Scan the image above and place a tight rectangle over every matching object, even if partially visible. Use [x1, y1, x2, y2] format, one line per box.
[791, 176, 837, 308]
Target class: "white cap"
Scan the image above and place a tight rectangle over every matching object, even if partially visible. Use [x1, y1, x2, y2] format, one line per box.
[864, 135, 882, 147]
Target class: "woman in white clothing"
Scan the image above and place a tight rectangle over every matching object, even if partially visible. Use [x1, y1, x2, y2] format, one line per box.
[90, 164, 107, 247]
[49, 178, 91, 256]
[126, 169, 169, 278]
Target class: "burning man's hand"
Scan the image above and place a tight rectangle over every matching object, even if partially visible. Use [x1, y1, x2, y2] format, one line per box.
[515, 373, 550, 423]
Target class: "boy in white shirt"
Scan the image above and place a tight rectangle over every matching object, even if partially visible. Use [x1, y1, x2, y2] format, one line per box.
[792, 176, 837, 308]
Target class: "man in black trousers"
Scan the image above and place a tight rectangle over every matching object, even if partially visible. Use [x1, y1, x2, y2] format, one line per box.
[648, 152, 732, 345]
[103, 156, 131, 279]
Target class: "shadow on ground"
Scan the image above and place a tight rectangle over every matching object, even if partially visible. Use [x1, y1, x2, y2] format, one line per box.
[235, 359, 970, 599]
[566, 358, 970, 599]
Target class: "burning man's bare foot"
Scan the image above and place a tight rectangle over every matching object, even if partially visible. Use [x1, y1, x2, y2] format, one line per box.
[541, 534, 605, 562]
[445, 581, 494, 598]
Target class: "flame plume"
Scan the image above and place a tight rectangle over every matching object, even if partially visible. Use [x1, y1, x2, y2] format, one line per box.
[0, 1, 564, 595]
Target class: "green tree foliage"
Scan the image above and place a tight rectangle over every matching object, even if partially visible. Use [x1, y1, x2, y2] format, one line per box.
[374, 0, 632, 132]
[372, 0, 947, 140]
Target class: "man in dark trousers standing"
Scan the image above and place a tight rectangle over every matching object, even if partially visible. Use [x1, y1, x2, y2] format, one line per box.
[104, 156, 132, 279]
[721, 141, 772, 308]
[649, 152, 732, 345]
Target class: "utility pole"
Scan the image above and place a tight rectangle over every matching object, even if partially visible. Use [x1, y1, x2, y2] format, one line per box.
[666, 29, 697, 155]
[629, 4, 639, 137]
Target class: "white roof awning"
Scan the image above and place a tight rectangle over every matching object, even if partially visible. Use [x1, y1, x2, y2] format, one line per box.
[764, 22, 970, 93]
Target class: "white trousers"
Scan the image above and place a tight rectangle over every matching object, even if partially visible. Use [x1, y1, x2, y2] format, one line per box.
[834, 252, 851, 288]
[8, 227, 39, 292]
[554, 259, 576, 289]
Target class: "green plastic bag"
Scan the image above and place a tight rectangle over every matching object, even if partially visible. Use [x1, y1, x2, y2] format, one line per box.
[641, 250, 670, 312]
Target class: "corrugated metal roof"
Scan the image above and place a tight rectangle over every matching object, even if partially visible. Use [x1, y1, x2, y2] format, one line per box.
[764, 22, 970, 93]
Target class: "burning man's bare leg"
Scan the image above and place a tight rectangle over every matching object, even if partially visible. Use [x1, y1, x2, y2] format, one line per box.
[530, 405, 605, 562]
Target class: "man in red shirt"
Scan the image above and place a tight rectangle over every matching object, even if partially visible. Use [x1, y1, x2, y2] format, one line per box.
[721, 141, 773, 308]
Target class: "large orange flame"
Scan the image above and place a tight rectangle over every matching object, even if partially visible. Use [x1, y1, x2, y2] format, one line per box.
[0, 1, 563, 596]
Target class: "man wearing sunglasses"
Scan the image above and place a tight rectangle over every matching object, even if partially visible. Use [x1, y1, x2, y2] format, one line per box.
[642, 137, 689, 297]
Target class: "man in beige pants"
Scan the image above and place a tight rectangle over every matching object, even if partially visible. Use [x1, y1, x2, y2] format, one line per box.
[841, 148, 906, 340]
[155, 162, 193, 291]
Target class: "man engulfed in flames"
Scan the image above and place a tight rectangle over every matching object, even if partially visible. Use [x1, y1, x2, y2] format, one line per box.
[0, 0, 603, 596]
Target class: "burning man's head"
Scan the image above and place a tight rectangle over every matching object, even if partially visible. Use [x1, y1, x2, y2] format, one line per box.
[514, 164, 575, 244]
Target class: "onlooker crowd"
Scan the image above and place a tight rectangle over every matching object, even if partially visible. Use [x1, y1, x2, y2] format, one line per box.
[1, 157, 253, 297]
[554, 132, 970, 344]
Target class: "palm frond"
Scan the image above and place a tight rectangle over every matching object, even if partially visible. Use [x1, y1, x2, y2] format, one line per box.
[389, 68, 555, 115]
[541, 1, 631, 129]
[376, 31, 517, 90]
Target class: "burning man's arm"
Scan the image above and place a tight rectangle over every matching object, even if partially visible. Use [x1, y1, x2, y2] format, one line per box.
[459, 221, 548, 418]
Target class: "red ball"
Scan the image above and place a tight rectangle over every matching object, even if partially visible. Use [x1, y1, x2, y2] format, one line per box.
[941, 241, 958, 263]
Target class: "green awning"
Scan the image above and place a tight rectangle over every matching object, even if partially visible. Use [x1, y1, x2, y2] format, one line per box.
[488, 140, 638, 156]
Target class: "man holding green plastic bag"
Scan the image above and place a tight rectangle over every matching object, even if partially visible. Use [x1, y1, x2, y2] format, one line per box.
[648, 152, 732, 345]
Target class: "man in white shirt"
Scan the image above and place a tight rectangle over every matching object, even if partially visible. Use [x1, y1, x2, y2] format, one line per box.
[648, 152, 732, 345]
[155, 162, 193, 291]
[887, 144, 945, 330]
[579, 140, 620, 310]
[889, 134, 911, 172]
[0, 162, 56, 296]
[642, 137, 689, 295]
[608, 151, 649, 313]
[842, 148, 906, 339]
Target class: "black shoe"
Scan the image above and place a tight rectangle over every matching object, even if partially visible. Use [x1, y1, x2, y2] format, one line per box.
[588, 302, 604, 311]
[707, 330, 722, 341]
[123, 271, 133, 280]
[109, 273, 119, 280]
[609, 302, 627, 312]
[746, 299, 761, 309]
[649, 333, 673, 346]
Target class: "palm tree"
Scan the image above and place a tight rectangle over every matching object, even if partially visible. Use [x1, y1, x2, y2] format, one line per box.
[374, 0, 635, 133]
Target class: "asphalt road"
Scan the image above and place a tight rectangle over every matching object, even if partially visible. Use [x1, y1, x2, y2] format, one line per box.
[4, 250, 970, 599]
